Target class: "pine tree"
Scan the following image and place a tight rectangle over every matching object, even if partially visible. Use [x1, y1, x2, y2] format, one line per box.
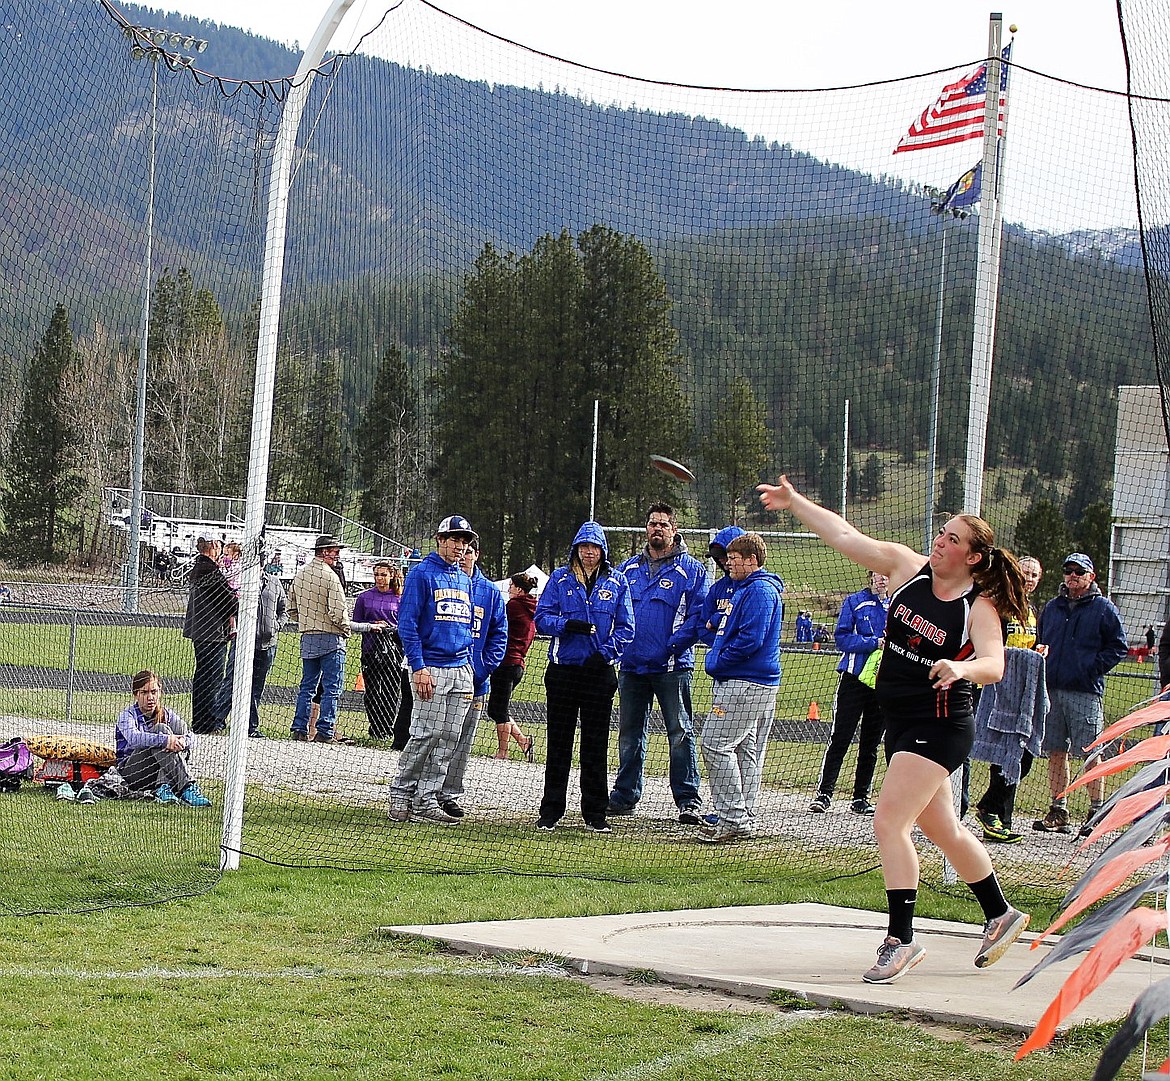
[355, 344, 425, 539]
[860, 454, 886, 501]
[934, 467, 963, 517]
[1, 304, 84, 564]
[1013, 499, 1074, 598]
[697, 376, 772, 522]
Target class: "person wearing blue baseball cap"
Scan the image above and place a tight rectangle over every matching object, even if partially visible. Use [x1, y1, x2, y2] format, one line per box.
[1033, 552, 1129, 836]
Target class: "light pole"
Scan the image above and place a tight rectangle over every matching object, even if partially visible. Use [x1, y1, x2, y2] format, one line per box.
[121, 25, 207, 612]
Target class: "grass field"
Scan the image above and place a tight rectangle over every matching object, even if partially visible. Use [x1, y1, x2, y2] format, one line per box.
[0, 807, 1137, 1081]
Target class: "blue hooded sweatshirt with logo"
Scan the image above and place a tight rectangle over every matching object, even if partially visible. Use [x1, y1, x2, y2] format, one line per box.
[535, 521, 635, 667]
[397, 551, 473, 672]
[704, 567, 785, 686]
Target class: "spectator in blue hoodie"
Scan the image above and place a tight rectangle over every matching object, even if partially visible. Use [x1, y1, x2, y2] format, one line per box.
[388, 516, 476, 826]
[609, 503, 709, 823]
[699, 526, 747, 644]
[440, 539, 508, 819]
[809, 570, 890, 816]
[534, 522, 634, 833]
[697, 532, 784, 843]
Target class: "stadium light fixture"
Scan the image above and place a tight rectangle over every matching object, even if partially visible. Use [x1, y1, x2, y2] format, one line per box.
[122, 23, 208, 611]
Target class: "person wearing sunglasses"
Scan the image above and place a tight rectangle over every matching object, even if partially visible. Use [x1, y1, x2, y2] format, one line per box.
[1033, 553, 1129, 836]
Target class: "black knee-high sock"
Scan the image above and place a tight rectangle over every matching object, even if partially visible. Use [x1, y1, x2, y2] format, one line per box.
[886, 889, 917, 943]
[967, 872, 1009, 921]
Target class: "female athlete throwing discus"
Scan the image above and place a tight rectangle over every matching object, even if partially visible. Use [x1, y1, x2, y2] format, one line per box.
[757, 474, 1032, 984]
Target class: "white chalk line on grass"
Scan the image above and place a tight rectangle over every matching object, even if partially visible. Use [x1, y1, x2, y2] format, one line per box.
[587, 1013, 835, 1081]
[0, 963, 502, 980]
[1, 958, 581, 982]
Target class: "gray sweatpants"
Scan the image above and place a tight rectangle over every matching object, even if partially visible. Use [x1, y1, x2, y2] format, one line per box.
[390, 664, 474, 813]
[442, 694, 486, 804]
[700, 679, 778, 829]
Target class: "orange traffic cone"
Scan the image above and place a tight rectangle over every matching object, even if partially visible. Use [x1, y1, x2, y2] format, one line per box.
[807, 700, 820, 722]
[355, 671, 365, 692]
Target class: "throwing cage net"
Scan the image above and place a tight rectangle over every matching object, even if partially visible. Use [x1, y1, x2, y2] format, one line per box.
[0, 0, 1167, 913]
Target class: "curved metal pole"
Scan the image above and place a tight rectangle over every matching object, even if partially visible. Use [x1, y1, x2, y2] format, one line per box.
[222, 0, 363, 871]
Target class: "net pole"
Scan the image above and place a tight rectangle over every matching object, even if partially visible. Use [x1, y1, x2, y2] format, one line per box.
[221, 0, 364, 871]
[963, 12, 1005, 514]
[125, 56, 158, 614]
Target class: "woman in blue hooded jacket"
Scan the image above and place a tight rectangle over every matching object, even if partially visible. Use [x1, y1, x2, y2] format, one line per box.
[534, 522, 634, 832]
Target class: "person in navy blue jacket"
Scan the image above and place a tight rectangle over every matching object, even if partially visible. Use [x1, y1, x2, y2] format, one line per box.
[609, 503, 709, 823]
[809, 571, 890, 816]
[389, 516, 476, 826]
[535, 521, 634, 832]
[698, 532, 784, 843]
[441, 539, 508, 818]
[1033, 552, 1129, 835]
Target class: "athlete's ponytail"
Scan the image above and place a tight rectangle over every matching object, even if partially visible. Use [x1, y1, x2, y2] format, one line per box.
[956, 515, 1031, 626]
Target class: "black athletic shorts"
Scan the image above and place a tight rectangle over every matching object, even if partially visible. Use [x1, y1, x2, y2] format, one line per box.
[883, 711, 973, 774]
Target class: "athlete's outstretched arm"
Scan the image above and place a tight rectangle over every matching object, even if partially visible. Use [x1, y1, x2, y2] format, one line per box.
[758, 474, 922, 584]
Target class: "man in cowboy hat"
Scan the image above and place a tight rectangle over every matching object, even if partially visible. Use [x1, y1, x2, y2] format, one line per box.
[287, 534, 354, 744]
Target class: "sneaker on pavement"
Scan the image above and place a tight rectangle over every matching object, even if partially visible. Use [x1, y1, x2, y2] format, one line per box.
[536, 817, 558, 831]
[583, 819, 612, 833]
[1033, 805, 1071, 833]
[975, 907, 1030, 968]
[984, 823, 1023, 843]
[55, 782, 76, 802]
[387, 798, 411, 822]
[155, 783, 179, 805]
[850, 799, 876, 815]
[862, 936, 926, 984]
[414, 805, 461, 825]
[808, 793, 831, 814]
[179, 783, 212, 807]
[76, 784, 98, 805]
[440, 800, 465, 819]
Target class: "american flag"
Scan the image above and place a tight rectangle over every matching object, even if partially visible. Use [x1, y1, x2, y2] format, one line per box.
[894, 46, 1011, 155]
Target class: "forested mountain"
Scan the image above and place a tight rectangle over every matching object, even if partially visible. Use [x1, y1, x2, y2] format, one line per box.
[0, 2, 1154, 566]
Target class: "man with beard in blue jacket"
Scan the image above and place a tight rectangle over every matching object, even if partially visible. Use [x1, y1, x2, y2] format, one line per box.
[697, 532, 784, 844]
[609, 503, 709, 824]
[388, 516, 476, 826]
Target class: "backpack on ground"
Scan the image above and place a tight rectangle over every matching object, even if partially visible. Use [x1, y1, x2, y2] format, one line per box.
[0, 738, 32, 791]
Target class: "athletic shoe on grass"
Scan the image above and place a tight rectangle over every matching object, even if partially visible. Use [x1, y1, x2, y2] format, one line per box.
[414, 805, 460, 826]
[179, 783, 212, 807]
[975, 907, 1030, 968]
[155, 783, 179, 806]
[55, 783, 76, 802]
[583, 819, 612, 833]
[536, 817, 558, 831]
[387, 798, 410, 822]
[862, 936, 926, 984]
[696, 823, 748, 844]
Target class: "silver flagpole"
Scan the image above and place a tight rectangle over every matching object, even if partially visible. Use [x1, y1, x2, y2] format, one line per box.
[962, 12, 1007, 514]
